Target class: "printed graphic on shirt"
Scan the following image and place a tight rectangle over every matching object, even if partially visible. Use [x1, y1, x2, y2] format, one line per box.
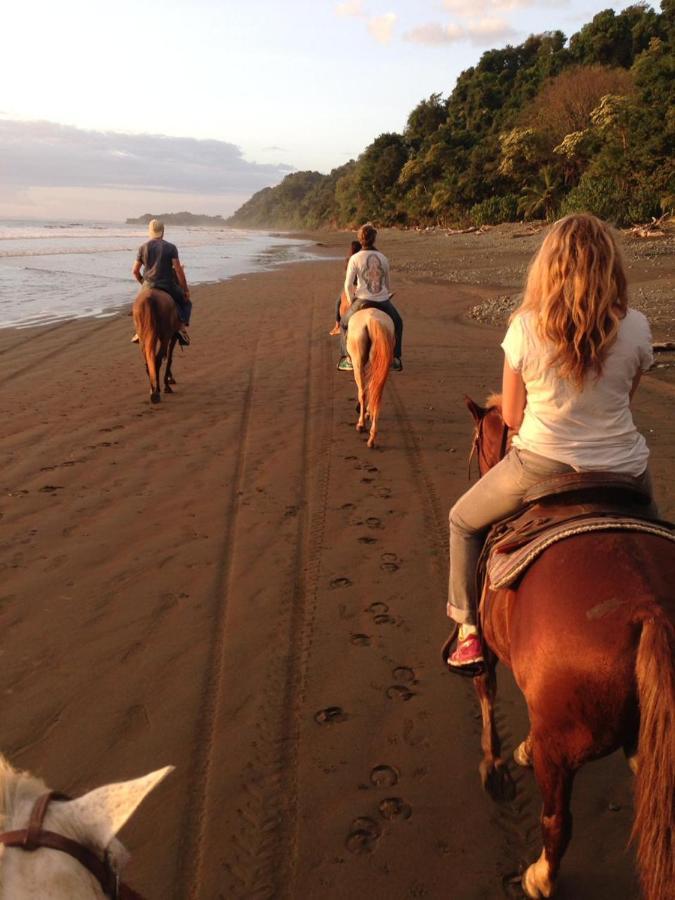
[364, 253, 385, 294]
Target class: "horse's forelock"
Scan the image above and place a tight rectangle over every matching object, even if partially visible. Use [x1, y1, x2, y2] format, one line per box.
[485, 392, 503, 410]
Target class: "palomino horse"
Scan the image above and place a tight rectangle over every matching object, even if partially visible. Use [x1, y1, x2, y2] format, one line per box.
[0, 755, 172, 898]
[132, 288, 180, 404]
[464, 396, 674, 899]
[346, 307, 395, 448]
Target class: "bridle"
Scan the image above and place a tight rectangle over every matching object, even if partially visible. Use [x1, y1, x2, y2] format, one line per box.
[468, 414, 510, 479]
[0, 791, 144, 900]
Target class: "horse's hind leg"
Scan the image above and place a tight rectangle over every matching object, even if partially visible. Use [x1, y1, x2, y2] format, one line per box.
[164, 335, 177, 392]
[522, 740, 574, 899]
[352, 361, 367, 433]
[474, 664, 515, 803]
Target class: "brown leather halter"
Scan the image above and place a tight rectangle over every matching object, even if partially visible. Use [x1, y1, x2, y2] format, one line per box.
[0, 791, 144, 899]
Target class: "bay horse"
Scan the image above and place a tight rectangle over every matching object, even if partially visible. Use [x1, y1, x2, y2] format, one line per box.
[346, 307, 395, 448]
[0, 754, 172, 898]
[464, 396, 674, 899]
[132, 289, 180, 404]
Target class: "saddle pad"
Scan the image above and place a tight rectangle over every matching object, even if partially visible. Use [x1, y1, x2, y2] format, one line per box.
[487, 517, 675, 590]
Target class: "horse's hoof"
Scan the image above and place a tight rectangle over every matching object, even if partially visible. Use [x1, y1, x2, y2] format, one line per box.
[522, 859, 553, 898]
[367, 438, 376, 449]
[481, 760, 516, 804]
[356, 424, 365, 433]
[164, 385, 174, 394]
[514, 741, 533, 768]
[150, 392, 161, 404]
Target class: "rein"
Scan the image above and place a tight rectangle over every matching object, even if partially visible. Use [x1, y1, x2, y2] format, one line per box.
[0, 792, 144, 900]
[468, 415, 510, 479]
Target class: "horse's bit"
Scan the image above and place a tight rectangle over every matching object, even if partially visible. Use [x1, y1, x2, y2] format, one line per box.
[0, 791, 144, 900]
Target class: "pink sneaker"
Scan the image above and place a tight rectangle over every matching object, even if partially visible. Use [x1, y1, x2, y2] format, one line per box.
[448, 633, 484, 668]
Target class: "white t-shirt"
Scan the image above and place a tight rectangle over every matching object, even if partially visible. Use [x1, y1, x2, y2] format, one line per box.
[501, 308, 653, 476]
[345, 250, 391, 303]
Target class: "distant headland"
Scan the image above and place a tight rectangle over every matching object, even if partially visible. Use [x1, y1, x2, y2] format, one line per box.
[126, 212, 227, 227]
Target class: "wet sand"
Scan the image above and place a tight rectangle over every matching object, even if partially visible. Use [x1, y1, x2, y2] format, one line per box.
[1, 227, 673, 899]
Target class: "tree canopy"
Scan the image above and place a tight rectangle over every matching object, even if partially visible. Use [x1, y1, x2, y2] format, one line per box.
[228, 3, 673, 229]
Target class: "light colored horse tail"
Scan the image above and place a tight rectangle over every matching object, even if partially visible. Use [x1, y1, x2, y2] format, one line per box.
[366, 316, 394, 428]
[632, 611, 675, 900]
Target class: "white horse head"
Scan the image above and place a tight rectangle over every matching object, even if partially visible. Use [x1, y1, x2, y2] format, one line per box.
[0, 755, 172, 898]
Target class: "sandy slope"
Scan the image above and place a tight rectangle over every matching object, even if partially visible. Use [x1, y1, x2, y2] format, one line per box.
[0, 230, 673, 899]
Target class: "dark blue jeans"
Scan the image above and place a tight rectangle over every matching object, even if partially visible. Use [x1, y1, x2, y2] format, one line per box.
[144, 280, 192, 325]
[340, 298, 403, 358]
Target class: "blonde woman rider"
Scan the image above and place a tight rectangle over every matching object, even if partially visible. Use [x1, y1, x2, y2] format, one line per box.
[447, 214, 656, 668]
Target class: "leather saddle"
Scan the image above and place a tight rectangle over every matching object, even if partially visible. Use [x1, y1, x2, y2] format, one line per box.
[478, 471, 675, 594]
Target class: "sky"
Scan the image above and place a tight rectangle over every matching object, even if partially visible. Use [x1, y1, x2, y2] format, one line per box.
[0, 0, 647, 221]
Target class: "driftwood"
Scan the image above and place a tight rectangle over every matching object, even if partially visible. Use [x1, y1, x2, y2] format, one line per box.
[653, 341, 675, 352]
[628, 213, 671, 238]
[445, 224, 492, 236]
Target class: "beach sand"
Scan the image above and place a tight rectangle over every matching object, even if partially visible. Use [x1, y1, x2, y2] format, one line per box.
[1, 227, 673, 899]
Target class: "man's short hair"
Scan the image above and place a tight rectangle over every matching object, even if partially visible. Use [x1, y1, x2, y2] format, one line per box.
[357, 223, 377, 248]
[148, 219, 164, 238]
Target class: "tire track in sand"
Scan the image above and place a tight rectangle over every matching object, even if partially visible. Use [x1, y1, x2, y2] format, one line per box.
[172, 326, 260, 899]
[227, 311, 334, 898]
[176, 299, 333, 898]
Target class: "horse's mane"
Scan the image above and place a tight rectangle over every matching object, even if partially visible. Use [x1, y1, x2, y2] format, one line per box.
[485, 392, 502, 410]
[0, 755, 46, 831]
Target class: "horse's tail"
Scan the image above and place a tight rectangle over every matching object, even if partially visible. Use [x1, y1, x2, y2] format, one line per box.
[135, 292, 159, 388]
[632, 611, 675, 900]
[366, 316, 394, 423]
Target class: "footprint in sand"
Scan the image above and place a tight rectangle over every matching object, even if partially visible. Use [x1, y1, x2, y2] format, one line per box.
[377, 487, 392, 498]
[374, 614, 396, 625]
[365, 517, 382, 529]
[345, 817, 381, 854]
[378, 797, 412, 821]
[314, 706, 348, 725]
[370, 765, 400, 788]
[386, 685, 416, 702]
[366, 601, 389, 615]
[341, 502, 355, 510]
[380, 552, 400, 572]
[393, 666, 416, 684]
[39, 485, 63, 493]
[350, 633, 371, 646]
[358, 535, 377, 544]
[361, 477, 375, 484]
[329, 577, 352, 590]
[344, 455, 358, 461]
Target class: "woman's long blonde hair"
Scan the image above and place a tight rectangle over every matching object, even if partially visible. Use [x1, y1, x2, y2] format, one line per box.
[517, 213, 628, 386]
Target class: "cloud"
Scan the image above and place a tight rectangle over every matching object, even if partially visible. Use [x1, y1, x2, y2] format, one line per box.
[0, 119, 294, 195]
[443, 0, 533, 13]
[368, 12, 397, 44]
[335, 0, 366, 17]
[405, 17, 515, 45]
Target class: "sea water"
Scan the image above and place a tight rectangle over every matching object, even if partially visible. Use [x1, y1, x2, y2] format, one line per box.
[0, 220, 318, 328]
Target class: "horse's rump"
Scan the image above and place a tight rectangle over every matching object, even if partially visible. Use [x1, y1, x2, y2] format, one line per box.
[483, 531, 674, 717]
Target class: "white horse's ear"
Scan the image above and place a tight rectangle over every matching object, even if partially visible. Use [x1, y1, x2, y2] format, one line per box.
[64, 766, 173, 846]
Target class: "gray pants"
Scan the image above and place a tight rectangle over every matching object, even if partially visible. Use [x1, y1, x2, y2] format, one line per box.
[448, 447, 657, 625]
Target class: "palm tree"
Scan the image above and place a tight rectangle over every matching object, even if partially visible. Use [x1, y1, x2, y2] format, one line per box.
[518, 167, 562, 221]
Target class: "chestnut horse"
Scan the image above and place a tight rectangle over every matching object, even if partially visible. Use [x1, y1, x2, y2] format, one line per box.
[132, 288, 180, 404]
[465, 396, 674, 899]
[346, 307, 394, 448]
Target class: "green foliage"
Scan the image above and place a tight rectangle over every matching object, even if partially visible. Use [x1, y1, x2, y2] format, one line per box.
[228, 3, 672, 230]
[470, 194, 520, 225]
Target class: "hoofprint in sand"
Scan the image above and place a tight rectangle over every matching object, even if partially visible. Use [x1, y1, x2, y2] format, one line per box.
[0, 228, 672, 898]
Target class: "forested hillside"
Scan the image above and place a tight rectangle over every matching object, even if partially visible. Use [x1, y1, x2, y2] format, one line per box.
[228, 2, 673, 229]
